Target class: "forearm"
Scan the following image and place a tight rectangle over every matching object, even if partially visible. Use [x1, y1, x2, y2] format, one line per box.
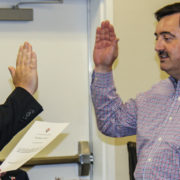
[0, 87, 43, 150]
[91, 71, 137, 137]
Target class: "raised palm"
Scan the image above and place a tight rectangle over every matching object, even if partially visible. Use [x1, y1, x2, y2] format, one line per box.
[93, 20, 119, 72]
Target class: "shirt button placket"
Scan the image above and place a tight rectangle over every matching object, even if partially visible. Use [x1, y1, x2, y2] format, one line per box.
[178, 96, 180, 101]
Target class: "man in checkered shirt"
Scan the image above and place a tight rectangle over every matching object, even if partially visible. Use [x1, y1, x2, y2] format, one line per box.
[91, 2, 180, 179]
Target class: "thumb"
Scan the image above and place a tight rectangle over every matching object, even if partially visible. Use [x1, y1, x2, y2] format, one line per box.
[8, 66, 16, 79]
[112, 38, 119, 46]
[112, 38, 119, 59]
[112, 38, 119, 52]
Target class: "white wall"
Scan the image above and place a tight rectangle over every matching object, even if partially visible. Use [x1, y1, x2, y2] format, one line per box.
[0, 0, 90, 179]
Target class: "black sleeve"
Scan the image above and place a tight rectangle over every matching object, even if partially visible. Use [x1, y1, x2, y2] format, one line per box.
[0, 87, 43, 150]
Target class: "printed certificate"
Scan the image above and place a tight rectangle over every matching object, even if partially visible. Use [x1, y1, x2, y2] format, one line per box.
[0, 121, 68, 173]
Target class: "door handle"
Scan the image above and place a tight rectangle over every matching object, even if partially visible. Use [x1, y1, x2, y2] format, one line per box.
[15, 141, 93, 176]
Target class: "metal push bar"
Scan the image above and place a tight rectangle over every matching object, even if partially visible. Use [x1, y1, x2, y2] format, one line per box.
[0, 141, 93, 176]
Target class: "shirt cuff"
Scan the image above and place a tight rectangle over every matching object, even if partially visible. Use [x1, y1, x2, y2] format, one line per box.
[91, 70, 114, 88]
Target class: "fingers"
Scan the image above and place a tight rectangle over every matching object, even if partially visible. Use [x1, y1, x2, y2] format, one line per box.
[95, 20, 117, 43]
[31, 51, 37, 69]
[12, 41, 38, 95]
[16, 46, 23, 66]
[16, 42, 33, 66]
[24, 42, 32, 65]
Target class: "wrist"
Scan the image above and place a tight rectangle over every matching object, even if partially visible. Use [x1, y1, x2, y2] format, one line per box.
[94, 66, 112, 73]
[15, 85, 34, 95]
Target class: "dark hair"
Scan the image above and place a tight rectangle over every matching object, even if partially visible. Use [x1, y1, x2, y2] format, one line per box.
[155, 3, 180, 21]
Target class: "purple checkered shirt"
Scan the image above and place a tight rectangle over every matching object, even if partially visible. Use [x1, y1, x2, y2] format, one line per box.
[91, 71, 180, 180]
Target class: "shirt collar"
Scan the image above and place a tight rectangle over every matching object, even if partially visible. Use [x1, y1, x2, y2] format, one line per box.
[169, 76, 177, 89]
[169, 76, 180, 91]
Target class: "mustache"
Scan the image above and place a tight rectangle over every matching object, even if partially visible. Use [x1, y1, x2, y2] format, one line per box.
[157, 50, 169, 57]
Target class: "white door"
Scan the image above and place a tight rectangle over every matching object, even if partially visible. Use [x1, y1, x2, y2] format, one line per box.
[89, 1, 124, 180]
[0, 0, 117, 180]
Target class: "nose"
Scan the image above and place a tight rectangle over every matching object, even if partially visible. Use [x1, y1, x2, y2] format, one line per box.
[155, 37, 165, 52]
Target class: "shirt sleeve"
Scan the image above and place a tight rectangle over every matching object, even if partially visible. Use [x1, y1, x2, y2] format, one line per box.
[0, 87, 43, 150]
[91, 71, 137, 137]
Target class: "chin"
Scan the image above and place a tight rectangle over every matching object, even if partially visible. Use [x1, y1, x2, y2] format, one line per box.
[160, 64, 170, 73]
[160, 64, 167, 70]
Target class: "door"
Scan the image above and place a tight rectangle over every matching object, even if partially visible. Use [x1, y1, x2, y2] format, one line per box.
[0, 0, 118, 179]
[0, 0, 89, 179]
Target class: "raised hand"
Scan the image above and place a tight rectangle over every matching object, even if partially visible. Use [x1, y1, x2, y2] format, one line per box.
[8, 42, 38, 95]
[93, 20, 119, 73]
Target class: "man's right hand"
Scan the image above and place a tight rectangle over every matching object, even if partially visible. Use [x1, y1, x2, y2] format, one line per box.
[0, 171, 6, 179]
[8, 42, 38, 95]
[93, 20, 119, 73]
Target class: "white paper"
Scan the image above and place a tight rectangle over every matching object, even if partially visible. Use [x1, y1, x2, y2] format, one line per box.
[0, 121, 68, 173]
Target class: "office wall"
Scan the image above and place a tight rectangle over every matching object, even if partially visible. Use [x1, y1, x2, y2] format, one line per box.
[0, 0, 90, 179]
[113, 0, 180, 179]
